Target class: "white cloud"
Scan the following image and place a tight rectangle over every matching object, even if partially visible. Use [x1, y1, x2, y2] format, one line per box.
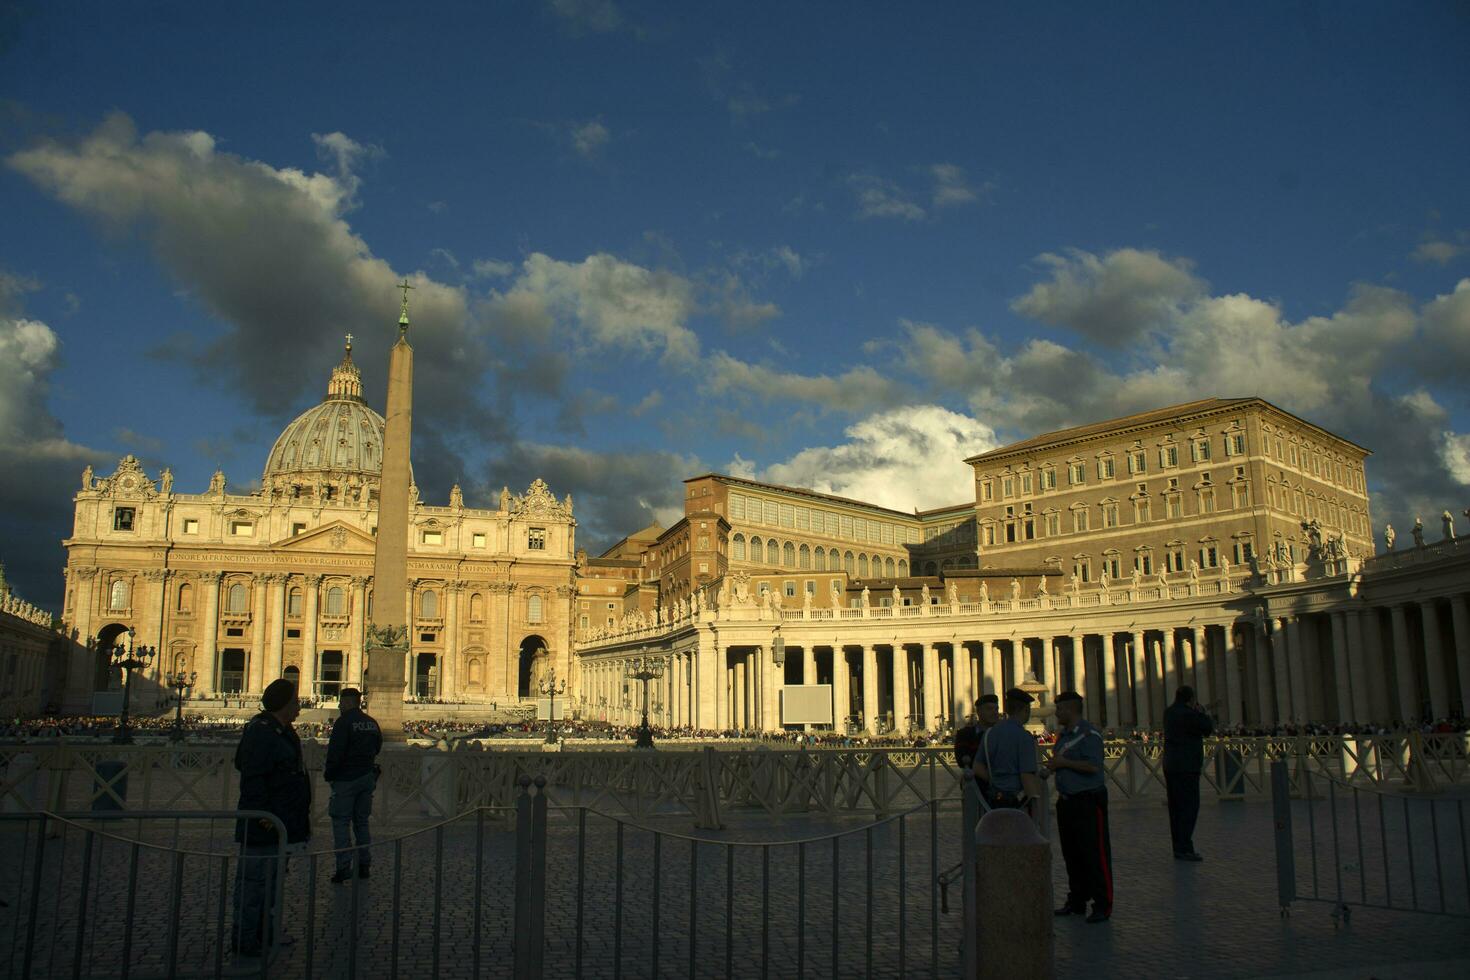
[1420, 278, 1470, 380]
[570, 120, 610, 158]
[1442, 432, 1470, 485]
[471, 258, 515, 279]
[849, 173, 925, 222]
[544, 0, 626, 34]
[1411, 232, 1468, 266]
[1010, 247, 1206, 346]
[929, 163, 979, 208]
[704, 352, 907, 413]
[740, 406, 996, 512]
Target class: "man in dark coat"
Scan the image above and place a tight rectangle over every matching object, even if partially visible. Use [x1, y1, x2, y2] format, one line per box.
[325, 687, 383, 882]
[232, 679, 311, 961]
[1163, 684, 1214, 861]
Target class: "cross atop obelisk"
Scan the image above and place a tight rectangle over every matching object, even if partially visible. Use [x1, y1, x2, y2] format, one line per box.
[364, 283, 416, 740]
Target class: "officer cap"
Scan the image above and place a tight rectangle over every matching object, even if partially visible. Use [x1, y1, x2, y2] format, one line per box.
[261, 678, 297, 712]
[340, 687, 362, 699]
[1003, 687, 1034, 705]
[1055, 690, 1084, 705]
[976, 694, 999, 706]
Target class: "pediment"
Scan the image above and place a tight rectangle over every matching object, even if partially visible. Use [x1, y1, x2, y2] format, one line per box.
[275, 521, 377, 552]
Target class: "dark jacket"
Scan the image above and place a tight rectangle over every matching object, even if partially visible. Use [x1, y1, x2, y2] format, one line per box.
[324, 707, 383, 783]
[234, 711, 312, 845]
[954, 723, 983, 768]
[1162, 701, 1215, 775]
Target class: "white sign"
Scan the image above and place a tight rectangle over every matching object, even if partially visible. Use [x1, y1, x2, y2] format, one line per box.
[780, 685, 834, 725]
[535, 698, 567, 721]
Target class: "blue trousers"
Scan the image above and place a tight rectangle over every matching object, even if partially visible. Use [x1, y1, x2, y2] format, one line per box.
[329, 772, 377, 872]
[232, 844, 283, 954]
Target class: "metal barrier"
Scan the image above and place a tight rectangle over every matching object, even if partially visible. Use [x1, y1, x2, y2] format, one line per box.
[1270, 759, 1470, 924]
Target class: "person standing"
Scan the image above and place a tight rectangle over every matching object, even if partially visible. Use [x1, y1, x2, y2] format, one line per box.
[232, 679, 312, 963]
[1163, 684, 1214, 861]
[325, 687, 383, 883]
[972, 689, 1042, 814]
[953, 693, 999, 767]
[1045, 690, 1112, 923]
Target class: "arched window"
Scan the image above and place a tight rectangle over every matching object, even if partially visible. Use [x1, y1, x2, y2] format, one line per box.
[109, 579, 129, 611]
[799, 544, 811, 569]
[288, 588, 303, 617]
[732, 534, 746, 560]
[814, 547, 826, 571]
[767, 540, 779, 565]
[897, 559, 908, 576]
[528, 594, 543, 624]
[884, 557, 895, 576]
[176, 582, 192, 612]
[467, 657, 483, 687]
[421, 589, 438, 619]
[783, 542, 796, 567]
[858, 554, 869, 578]
[844, 551, 856, 576]
[750, 537, 762, 563]
[226, 582, 247, 613]
[470, 593, 484, 622]
[325, 586, 345, 616]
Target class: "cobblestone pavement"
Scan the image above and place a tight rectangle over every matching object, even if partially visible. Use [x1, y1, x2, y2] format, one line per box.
[1, 789, 1467, 978]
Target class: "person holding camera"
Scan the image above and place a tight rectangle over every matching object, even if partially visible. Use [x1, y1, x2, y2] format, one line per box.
[1163, 684, 1215, 861]
[972, 688, 1043, 814]
[325, 687, 383, 883]
[232, 678, 312, 963]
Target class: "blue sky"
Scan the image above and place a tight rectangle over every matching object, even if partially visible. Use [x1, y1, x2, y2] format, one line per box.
[2, 1, 1468, 607]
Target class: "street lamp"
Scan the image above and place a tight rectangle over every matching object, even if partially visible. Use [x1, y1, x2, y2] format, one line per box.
[107, 627, 157, 744]
[166, 670, 197, 742]
[538, 661, 567, 744]
[625, 649, 667, 750]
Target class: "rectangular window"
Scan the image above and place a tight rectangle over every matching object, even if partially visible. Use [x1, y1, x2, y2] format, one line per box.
[981, 480, 993, 501]
[1024, 518, 1035, 540]
[580, 615, 589, 630]
[764, 501, 779, 525]
[784, 581, 796, 597]
[880, 523, 893, 544]
[1200, 546, 1219, 568]
[1021, 472, 1033, 494]
[1103, 556, 1121, 579]
[1098, 456, 1115, 479]
[113, 507, 135, 532]
[806, 580, 816, 595]
[1167, 495, 1182, 519]
[1045, 512, 1060, 536]
[1166, 548, 1185, 573]
[472, 532, 487, 548]
[1200, 489, 1216, 513]
[1191, 439, 1211, 462]
[527, 527, 546, 550]
[1102, 503, 1119, 528]
[1136, 499, 1151, 523]
[730, 494, 745, 521]
[422, 529, 443, 545]
[840, 516, 853, 538]
[1135, 553, 1154, 575]
[288, 592, 303, 616]
[1002, 477, 1014, 497]
[1042, 468, 1057, 490]
[230, 521, 254, 537]
[1072, 509, 1090, 533]
[183, 519, 199, 535]
[1227, 433, 1245, 456]
[291, 522, 307, 537]
[1160, 445, 1179, 468]
[1073, 560, 1091, 583]
[1006, 522, 1017, 543]
[286, 628, 301, 639]
[983, 525, 996, 546]
[795, 507, 809, 530]
[779, 504, 795, 528]
[1069, 463, 1085, 485]
[1128, 451, 1147, 474]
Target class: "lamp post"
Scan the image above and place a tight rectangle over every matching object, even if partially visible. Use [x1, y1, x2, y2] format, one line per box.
[538, 662, 567, 744]
[108, 627, 157, 744]
[625, 650, 666, 749]
[166, 670, 197, 742]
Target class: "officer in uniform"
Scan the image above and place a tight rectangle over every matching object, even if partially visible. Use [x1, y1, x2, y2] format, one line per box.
[953, 693, 999, 767]
[1163, 684, 1214, 861]
[972, 688, 1042, 813]
[232, 678, 312, 962]
[325, 687, 383, 883]
[1045, 690, 1112, 923]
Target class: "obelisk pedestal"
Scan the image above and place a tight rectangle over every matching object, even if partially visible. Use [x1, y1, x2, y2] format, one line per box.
[365, 284, 415, 741]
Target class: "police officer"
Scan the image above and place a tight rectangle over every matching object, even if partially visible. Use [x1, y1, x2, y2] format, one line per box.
[972, 688, 1042, 813]
[953, 693, 999, 767]
[1045, 690, 1112, 923]
[232, 678, 312, 963]
[1163, 684, 1214, 861]
[325, 687, 383, 883]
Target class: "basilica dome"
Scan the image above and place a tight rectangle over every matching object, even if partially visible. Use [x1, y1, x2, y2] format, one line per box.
[262, 339, 404, 489]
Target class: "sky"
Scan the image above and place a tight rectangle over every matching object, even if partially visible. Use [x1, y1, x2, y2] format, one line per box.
[2, 1, 1468, 609]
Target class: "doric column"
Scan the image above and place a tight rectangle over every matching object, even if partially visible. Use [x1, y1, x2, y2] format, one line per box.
[1255, 620, 1277, 727]
[1330, 611, 1354, 724]
[265, 574, 287, 682]
[1223, 625, 1242, 728]
[1273, 618, 1295, 723]
[984, 640, 1002, 698]
[1284, 617, 1309, 722]
[1149, 633, 1167, 722]
[142, 570, 169, 684]
[1344, 609, 1369, 723]
[1420, 601, 1449, 720]
[1390, 604, 1417, 725]
[832, 646, 851, 731]
[1129, 631, 1148, 728]
[760, 647, 780, 731]
[1190, 626, 1209, 707]
[198, 572, 221, 693]
[349, 577, 369, 690]
[803, 644, 817, 686]
[1451, 596, 1470, 721]
[862, 645, 880, 734]
[892, 645, 911, 733]
[248, 575, 268, 694]
[301, 574, 322, 699]
[442, 583, 460, 699]
[922, 642, 941, 731]
[675, 653, 687, 727]
[954, 643, 975, 725]
[1363, 609, 1391, 723]
[1162, 629, 1181, 700]
[1072, 636, 1088, 701]
[1102, 635, 1119, 727]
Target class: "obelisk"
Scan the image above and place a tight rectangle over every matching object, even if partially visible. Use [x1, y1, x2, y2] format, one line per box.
[365, 280, 415, 741]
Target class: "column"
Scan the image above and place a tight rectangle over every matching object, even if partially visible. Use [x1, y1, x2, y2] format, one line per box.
[832, 646, 850, 731]
[1150, 633, 1166, 721]
[302, 574, 321, 701]
[348, 577, 368, 689]
[1072, 636, 1088, 702]
[1256, 622, 1278, 727]
[1330, 612, 1354, 725]
[266, 574, 286, 682]
[922, 642, 941, 731]
[1223, 625, 1243, 728]
[1007, 639, 1022, 689]
[862, 645, 880, 734]
[1451, 596, 1470, 721]
[1164, 629, 1182, 700]
[1036, 638, 1052, 691]
[248, 575, 268, 694]
[1273, 618, 1294, 723]
[955, 643, 975, 724]
[1103, 635, 1119, 728]
[144, 570, 168, 684]
[892, 645, 911, 733]
[1420, 601, 1449, 721]
[733, 657, 745, 730]
[444, 583, 460, 699]
[762, 647, 781, 731]
[1364, 609, 1391, 724]
[198, 572, 220, 693]
[1191, 626, 1210, 707]
[1284, 617, 1308, 722]
[1390, 605, 1417, 724]
[1129, 631, 1148, 728]
[984, 640, 1002, 698]
[1300, 617, 1324, 723]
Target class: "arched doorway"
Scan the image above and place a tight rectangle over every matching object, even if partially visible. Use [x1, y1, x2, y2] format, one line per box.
[518, 635, 549, 698]
[93, 623, 131, 691]
[415, 653, 437, 699]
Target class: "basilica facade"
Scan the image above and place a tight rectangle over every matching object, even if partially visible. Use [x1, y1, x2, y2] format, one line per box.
[58, 342, 577, 711]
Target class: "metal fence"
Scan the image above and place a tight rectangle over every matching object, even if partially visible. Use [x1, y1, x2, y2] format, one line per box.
[1270, 759, 1470, 924]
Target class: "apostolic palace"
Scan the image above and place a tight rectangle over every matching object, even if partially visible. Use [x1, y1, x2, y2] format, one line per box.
[4, 335, 1467, 734]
